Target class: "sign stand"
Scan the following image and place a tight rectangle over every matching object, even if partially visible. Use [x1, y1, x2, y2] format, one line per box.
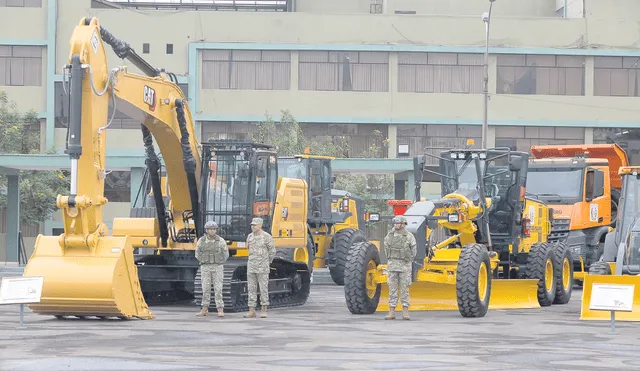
[0, 276, 44, 329]
[589, 283, 635, 335]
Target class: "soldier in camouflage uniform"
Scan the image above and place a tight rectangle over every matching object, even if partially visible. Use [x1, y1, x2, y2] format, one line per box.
[195, 221, 229, 317]
[244, 217, 276, 319]
[383, 216, 417, 320]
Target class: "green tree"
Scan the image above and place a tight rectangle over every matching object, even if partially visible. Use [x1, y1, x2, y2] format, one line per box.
[0, 90, 70, 225]
[250, 109, 394, 216]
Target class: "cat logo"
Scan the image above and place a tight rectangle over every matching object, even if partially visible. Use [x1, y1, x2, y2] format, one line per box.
[143, 85, 156, 111]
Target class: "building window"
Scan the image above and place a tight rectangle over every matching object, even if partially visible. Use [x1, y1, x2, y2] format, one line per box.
[595, 128, 640, 165]
[594, 56, 640, 97]
[166, 44, 173, 54]
[497, 54, 585, 95]
[397, 125, 481, 163]
[104, 171, 131, 202]
[3, 0, 42, 7]
[298, 51, 389, 92]
[143, 43, 150, 54]
[495, 126, 584, 153]
[398, 52, 483, 94]
[0, 45, 43, 86]
[202, 50, 291, 90]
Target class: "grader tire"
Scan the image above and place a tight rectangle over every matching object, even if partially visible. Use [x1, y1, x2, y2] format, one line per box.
[552, 241, 573, 305]
[344, 241, 381, 314]
[456, 243, 492, 318]
[523, 242, 556, 307]
[329, 228, 367, 286]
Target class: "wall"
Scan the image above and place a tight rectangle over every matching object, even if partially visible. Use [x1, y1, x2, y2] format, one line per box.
[585, 0, 640, 20]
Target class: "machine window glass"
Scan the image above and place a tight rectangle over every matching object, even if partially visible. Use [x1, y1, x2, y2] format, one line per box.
[526, 169, 583, 199]
[323, 162, 331, 191]
[255, 156, 268, 201]
[277, 159, 307, 180]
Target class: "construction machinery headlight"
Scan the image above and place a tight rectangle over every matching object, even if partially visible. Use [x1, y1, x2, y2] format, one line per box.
[448, 214, 460, 223]
[479, 152, 487, 159]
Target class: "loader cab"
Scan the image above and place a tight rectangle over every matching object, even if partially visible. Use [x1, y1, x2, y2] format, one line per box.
[614, 169, 640, 265]
[200, 141, 278, 242]
[278, 155, 334, 222]
[437, 149, 529, 241]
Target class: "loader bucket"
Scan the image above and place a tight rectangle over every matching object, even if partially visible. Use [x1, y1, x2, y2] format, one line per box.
[580, 274, 640, 321]
[22, 235, 154, 319]
[376, 279, 541, 312]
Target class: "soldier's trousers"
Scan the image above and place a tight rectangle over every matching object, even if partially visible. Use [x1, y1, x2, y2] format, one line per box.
[387, 270, 411, 308]
[201, 264, 224, 309]
[247, 272, 270, 307]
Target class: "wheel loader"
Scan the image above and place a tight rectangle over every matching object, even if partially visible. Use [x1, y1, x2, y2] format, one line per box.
[22, 17, 314, 319]
[581, 166, 640, 321]
[344, 147, 574, 318]
[528, 144, 628, 287]
[277, 153, 369, 285]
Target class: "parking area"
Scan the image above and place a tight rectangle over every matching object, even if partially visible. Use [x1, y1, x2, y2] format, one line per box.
[1, 278, 639, 371]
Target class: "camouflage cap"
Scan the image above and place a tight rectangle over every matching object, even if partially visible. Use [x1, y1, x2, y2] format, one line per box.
[204, 221, 218, 229]
[250, 217, 263, 225]
[392, 216, 407, 224]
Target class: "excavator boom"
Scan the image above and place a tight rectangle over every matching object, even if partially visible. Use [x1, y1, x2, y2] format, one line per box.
[22, 17, 201, 319]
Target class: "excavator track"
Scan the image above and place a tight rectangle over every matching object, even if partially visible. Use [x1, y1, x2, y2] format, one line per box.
[193, 257, 311, 312]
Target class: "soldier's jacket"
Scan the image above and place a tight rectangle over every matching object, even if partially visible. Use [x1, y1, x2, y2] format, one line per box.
[383, 228, 417, 272]
[247, 231, 276, 274]
[195, 234, 229, 265]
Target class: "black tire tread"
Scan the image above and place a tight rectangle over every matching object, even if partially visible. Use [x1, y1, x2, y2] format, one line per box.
[588, 260, 612, 275]
[522, 242, 556, 307]
[551, 241, 573, 305]
[329, 228, 367, 286]
[456, 243, 491, 318]
[344, 241, 381, 314]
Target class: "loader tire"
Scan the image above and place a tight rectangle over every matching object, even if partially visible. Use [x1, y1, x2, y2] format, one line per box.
[522, 242, 556, 307]
[344, 241, 381, 314]
[552, 241, 573, 305]
[588, 260, 612, 275]
[329, 228, 367, 286]
[456, 243, 492, 318]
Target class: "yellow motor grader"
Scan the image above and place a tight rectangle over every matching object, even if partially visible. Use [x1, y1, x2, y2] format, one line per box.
[344, 147, 574, 317]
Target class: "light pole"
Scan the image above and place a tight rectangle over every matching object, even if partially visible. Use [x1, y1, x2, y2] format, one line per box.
[481, 0, 496, 149]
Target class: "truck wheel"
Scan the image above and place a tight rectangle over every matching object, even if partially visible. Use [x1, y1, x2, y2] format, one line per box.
[523, 242, 556, 307]
[344, 241, 381, 314]
[329, 228, 367, 286]
[552, 242, 573, 305]
[456, 243, 492, 318]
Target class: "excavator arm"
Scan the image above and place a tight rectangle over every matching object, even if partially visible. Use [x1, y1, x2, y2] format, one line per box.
[22, 17, 201, 319]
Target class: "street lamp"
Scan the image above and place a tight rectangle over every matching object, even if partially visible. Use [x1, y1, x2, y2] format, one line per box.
[481, 0, 496, 149]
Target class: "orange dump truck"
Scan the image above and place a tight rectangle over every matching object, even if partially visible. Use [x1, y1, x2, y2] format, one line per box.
[527, 144, 628, 285]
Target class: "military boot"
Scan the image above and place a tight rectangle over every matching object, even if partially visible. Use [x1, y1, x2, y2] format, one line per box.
[217, 308, 224, 318]
[385, 308, 396, 320]
[196, 307, 208, 317]
[260, 305, 268, 318]
[402, 306, 410, 320]
[244, 307, 256, 318]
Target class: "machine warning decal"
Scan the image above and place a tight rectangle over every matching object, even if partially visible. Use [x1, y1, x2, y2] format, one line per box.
[528, 205, 535, 225]
[143, 85, 156, 111]
[590, 204, 598, 222]
[90, 30, 100, 54]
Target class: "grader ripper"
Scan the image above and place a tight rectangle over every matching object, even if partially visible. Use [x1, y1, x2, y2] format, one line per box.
[22, 17, 315, 319]
[344, 147, 574, 317]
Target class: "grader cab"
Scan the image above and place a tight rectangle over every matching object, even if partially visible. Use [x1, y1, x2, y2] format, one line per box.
[344, 147, 574, 318]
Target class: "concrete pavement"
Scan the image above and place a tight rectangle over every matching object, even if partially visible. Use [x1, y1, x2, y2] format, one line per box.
[1, 281, 639, 370]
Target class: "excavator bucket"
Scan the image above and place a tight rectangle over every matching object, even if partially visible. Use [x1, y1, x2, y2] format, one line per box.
[376, 279, 540, 312]
[580, 274, 640, 321]
[23, 235, 154, 319]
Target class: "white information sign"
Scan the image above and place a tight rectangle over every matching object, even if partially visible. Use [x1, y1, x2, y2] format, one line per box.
[0, 276, 44, 305]
[589, 284, 635, 312]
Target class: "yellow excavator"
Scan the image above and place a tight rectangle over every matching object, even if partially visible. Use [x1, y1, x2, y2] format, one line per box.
[22, 17, 313, 319]
[581, 166, 640, 321]
[344, 147, 573, 317]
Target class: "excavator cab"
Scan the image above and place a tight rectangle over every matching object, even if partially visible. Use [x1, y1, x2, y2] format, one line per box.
[200, 140, 278, 245]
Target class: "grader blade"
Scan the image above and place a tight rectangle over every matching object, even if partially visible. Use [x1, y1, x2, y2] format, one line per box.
[22, 235, 154, 319]
[376, 279, 540, 312]
[580, 274, 640, 321]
